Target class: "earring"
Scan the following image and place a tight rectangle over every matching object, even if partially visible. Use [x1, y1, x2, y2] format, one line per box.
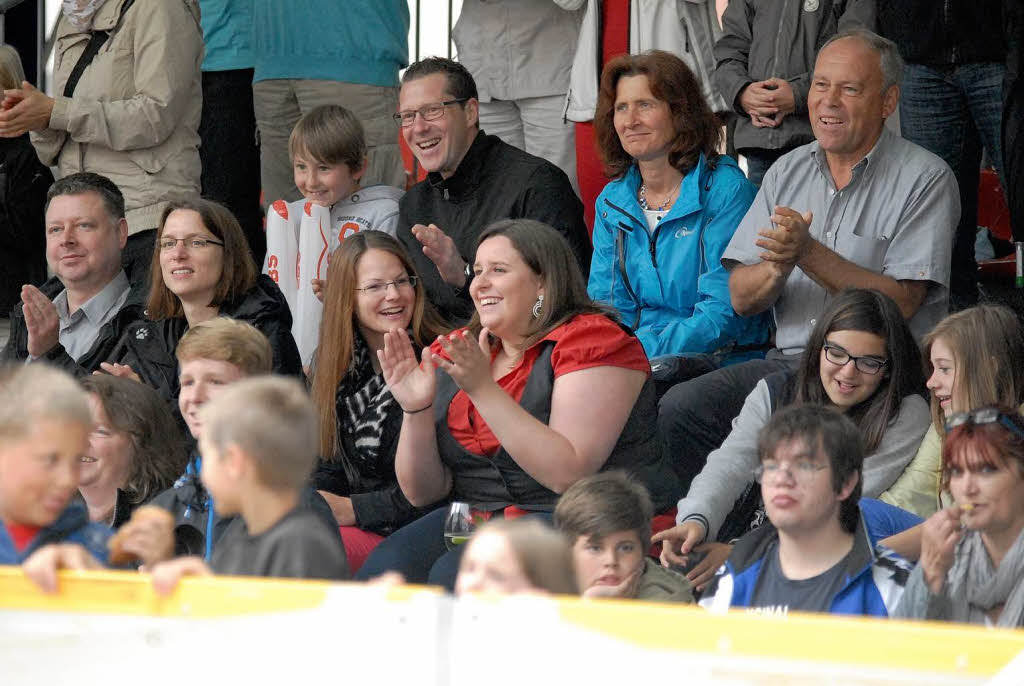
[532, 294, 544, 318]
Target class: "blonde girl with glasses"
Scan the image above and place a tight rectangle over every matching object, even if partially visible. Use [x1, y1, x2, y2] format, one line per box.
[654, 289, 930, 592]
[310, 231, 448, 573]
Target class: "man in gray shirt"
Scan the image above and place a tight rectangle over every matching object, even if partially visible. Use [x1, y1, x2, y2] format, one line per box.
[660, 29, 958, 489]
[1, 172, 146, 375]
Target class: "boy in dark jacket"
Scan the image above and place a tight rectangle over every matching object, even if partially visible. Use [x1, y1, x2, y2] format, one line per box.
[4, 365, 111, 591]
[151, 376, 349, 590]
[701, 405, 910, 617]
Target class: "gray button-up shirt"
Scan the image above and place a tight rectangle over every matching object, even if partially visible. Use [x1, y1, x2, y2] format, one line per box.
[723, 127, 959, 356]
[53, 270, 131, 362]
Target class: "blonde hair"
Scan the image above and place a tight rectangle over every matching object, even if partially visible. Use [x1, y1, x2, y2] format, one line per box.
[200, 376, 318, 491]
[0, 364, 91, 440]
[924, 305, 1024, 434]
[465, 519, 579, 595]
[0, 45, 26, 91]
[175, 318, 273, 376]
[289, 104, 366, 173]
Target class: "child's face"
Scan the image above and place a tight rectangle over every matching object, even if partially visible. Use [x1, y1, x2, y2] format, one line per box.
[455, 530, 536, 596]
[0, 420, 89, 527]
[293, 152, 362, 207]
[178, 358, 247, 439]
[197, 437, 240, 515]
[571, 530, 645, 596]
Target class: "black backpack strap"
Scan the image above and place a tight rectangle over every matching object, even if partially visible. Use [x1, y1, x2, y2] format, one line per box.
[63, 0, 137, 98]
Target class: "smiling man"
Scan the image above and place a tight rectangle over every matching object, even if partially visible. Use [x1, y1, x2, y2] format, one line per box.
[1, 173, 146, 373]
[701, 405, 911, 618]
[659, 29, 959, 485]
[395, 57, 590, 322]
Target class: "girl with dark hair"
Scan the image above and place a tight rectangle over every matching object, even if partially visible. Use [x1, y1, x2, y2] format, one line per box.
[587, 50, 770, 366]
[896, 408, 1024, 627]
[105, 198, 302, 405]
[310, 231, 448, 573]
[357, 219, 679, 588]
[78, 375, 187, 528]
[654, 289, 930, 591]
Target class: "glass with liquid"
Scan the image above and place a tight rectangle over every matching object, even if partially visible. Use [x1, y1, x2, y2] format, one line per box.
[443, 501, 475, 550]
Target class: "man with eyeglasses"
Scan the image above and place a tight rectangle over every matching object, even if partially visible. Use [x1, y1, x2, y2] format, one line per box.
[701, 405, 911, 617]
[2, 172, 145, 374]
[395, 57, 590, 322]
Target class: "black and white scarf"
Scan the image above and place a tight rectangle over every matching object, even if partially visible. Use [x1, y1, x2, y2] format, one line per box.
[334, 334, 399, 476]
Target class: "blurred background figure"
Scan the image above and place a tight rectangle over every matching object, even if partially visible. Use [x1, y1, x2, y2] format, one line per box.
[455, 518, 578, 596]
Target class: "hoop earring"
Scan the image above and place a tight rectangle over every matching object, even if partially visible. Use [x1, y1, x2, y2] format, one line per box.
[532, 294, 544, 318]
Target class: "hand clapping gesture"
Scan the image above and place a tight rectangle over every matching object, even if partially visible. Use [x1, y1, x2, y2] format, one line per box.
[433, 328, 495, 395]
[379, 328, 436, 413]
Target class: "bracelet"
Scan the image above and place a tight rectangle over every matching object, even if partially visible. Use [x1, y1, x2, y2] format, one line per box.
[403, 403, 433, 415]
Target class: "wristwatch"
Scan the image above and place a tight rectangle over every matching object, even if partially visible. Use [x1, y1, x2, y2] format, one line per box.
[452, 261, 473, 296]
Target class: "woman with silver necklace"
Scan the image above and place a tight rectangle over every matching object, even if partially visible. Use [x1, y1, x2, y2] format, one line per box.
[587, 50, 771, 387]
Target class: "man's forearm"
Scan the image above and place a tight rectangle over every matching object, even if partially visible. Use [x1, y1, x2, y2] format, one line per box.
[799, 242, 925, 318]
[728, 261, 792, 316]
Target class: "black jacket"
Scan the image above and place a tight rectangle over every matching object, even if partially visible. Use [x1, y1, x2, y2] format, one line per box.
[0, 135, 53, 312]
[1, 273, 147, 376]
[434, 331, 680, 513]
[879, 0, 1007, 65]
[113, 274, 303, 404]
[398, 131, 591, 322]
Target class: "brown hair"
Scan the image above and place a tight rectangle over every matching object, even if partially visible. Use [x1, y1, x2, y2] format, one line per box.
[0, 44, 25, 91]
[289, 104, 367, 173]
[942, 408, 1024, 492]
[80, 375, 187, 505]
[175, 317, 273, 376]
[594, 50, 721, 179]
[201, 376, 318, 491]
[467, 219, 614, 351]
[147, 198, 257, 320]
[924, 305, 1024, 436]
[466, 518, 579, 595]
[311, 232, 448, 459]
[554, 471, 654, 549]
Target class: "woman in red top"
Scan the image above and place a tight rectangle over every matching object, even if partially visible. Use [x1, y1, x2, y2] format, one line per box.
[355, 219, 678, 588]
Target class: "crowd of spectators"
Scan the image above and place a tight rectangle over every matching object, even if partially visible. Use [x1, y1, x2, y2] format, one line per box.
[1, 0, 1023, 637]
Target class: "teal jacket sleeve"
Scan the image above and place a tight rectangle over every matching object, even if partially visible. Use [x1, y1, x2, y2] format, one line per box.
[587, 195, 640, 329]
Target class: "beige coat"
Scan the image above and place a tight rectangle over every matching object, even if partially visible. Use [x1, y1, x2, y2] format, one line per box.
[31, 0, 203, 235]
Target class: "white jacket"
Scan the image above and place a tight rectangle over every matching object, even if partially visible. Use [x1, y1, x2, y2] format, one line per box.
[565, 0, 725, 123]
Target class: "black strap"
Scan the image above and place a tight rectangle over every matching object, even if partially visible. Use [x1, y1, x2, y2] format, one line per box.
[63, 0, 137, 98]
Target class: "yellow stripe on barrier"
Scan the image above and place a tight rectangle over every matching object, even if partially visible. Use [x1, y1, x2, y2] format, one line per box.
[557, 599, 1024, 678]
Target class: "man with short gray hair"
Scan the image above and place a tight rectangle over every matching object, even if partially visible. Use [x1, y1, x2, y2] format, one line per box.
[1, 172, 146, 374]
[659, 30, 958, 489]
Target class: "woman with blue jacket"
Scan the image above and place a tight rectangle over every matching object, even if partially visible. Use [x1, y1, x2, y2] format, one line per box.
[588, 50, 770, 367]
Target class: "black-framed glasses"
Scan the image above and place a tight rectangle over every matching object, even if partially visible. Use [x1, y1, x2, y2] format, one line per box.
[393, 98, 469, 128]
[158, 236, 225, 251]
[355, 275, 418, 295]
[822, 344, 888, 375]
[944, 407, 1024, 439]
[753, 459, 829, 483]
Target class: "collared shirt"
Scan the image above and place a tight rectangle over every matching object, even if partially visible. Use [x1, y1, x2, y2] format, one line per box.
[52, 270, 131, 362]
[722, 127, 959, 356]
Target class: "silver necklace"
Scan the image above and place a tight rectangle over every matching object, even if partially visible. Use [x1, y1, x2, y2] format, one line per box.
[638, 183, 677, 211]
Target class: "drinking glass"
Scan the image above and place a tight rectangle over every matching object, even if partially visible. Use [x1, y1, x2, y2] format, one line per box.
[443, 501, 475, 551]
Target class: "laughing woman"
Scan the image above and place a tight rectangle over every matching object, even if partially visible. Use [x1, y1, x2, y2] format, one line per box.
[356, 219, 679, 588]
[107, 198, 301, 405]
[310, 232, 448, 573]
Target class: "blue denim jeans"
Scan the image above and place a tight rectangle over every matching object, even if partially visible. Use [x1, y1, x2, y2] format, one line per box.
[899, 62, 1006, 309]
[739, 147, 793, 188]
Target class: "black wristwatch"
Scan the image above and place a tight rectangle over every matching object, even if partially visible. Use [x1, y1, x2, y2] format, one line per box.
[452, 261, 473, 295]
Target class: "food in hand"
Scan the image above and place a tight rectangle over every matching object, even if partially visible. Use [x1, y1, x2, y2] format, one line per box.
[107, 505, 174, 565]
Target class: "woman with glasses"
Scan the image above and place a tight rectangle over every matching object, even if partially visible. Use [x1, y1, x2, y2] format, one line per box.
[654, 289, 930, 592]
[879, 306, 1024, 519]
[106, 198, 302, 407]
[310, 231, 448, 573]
[356, 219, 679, 588]
[895, 408, 1024, 627]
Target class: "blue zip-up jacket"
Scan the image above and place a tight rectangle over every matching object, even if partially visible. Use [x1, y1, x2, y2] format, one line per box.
[701, 513, 912, 617]
[587, 155, 771, 360]
[0, 504, 111, 565]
